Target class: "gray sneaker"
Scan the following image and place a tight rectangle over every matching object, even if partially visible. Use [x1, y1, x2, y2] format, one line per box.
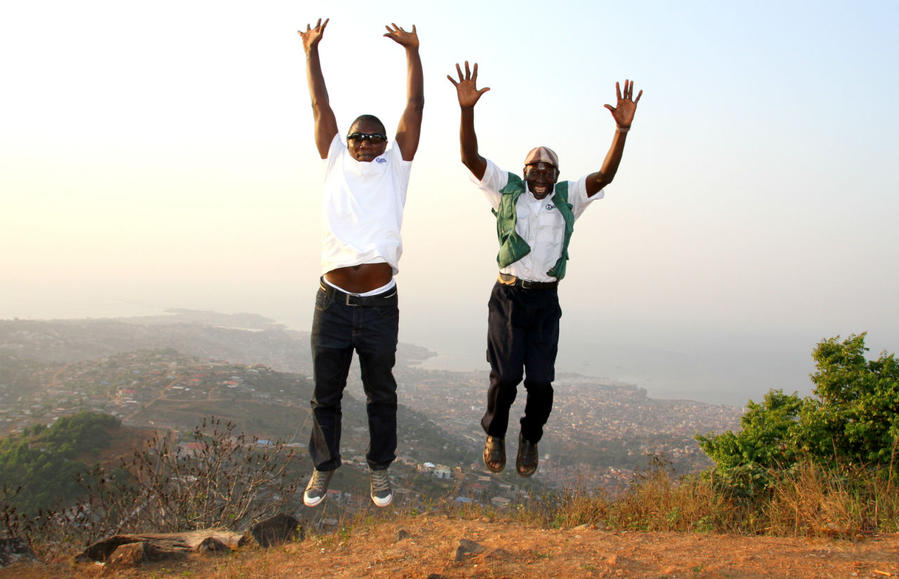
[369, 468, 393, 507]
[303, 469, 334, 507]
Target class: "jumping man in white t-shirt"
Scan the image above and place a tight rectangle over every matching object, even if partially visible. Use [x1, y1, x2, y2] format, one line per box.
[298, 18, 423, 508]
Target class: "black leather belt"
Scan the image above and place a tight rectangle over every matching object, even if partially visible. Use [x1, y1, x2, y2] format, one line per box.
[319, 279, 397, 306]
[497, 273, 558, 290]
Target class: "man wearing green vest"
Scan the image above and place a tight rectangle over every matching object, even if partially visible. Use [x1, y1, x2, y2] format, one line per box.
[448, 61, 642, 477]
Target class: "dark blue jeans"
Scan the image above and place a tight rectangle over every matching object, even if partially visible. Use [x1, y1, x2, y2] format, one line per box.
[309, 280, 399, 471]
[482, 281, 561, 443]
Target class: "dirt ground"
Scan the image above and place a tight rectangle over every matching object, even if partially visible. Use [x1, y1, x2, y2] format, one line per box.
[5, 515, 899, 578]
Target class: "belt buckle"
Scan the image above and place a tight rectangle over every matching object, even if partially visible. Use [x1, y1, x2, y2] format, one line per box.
[520, 279, 534, 290]
[345, 293, 359, 307]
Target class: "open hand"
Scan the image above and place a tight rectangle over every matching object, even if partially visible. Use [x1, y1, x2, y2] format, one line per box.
[298, 18, 329, 53]
[447, 61, 491, 108]
[604, 80, 642, 129]
[384, 23, 419, 49]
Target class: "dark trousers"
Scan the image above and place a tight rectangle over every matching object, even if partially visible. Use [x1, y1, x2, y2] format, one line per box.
[309, 281, 399, 471]
[482, 281, 561, 443]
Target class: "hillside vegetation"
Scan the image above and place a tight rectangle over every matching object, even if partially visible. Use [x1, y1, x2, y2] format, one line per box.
[1, 412, 121, 514]
[2, 333, 898, 575]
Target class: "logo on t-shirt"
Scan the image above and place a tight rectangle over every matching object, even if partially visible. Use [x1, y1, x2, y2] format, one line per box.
[376, 157, 387, 164]
[545, 203, 555, 211]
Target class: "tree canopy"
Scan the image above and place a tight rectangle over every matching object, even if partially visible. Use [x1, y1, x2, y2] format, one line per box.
[0, 411, 121, 514]
[697, 333, 899, 495]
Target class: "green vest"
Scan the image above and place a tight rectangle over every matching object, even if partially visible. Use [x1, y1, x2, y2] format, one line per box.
[493, 172, 575, 280]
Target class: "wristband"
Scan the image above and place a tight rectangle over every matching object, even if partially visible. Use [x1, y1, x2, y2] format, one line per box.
[617, 126, 630, 133]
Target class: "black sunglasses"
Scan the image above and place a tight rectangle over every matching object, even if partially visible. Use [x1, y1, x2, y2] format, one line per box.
[347, 132, 388, 144]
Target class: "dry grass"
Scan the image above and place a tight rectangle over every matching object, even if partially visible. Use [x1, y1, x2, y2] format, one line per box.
[506, 460, 899, 540]
[9, 459, 899, 573]
[763, 461, 899, 537]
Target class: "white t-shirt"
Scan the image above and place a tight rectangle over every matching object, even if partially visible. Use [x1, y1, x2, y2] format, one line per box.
[320, 134, 412, 276]
[473, 159, 602, 282]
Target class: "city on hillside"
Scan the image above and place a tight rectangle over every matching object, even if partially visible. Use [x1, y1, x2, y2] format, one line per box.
[1, 315, 744, 516]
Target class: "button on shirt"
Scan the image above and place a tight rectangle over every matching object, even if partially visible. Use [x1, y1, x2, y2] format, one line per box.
[474, 159, 602, 282]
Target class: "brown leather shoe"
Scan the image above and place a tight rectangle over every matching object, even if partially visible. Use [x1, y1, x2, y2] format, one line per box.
[516, 432, 538, 477]
[483, 435, 505, 473]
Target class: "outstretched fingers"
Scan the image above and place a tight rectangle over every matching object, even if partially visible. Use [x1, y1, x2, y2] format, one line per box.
[448, 61, 477, 82]
[307, 17, 328, 34]
[298, 17, 329, 49]
[605, 79, 643, 127]
[384, 22, 419, 48]
[448, 61, 470, 85]
[447, 62, 462, 85]
[448, 61, 490, 106]
[620, 80, 643, 104]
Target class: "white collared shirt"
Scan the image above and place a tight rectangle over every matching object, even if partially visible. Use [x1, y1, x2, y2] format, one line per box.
[320, 134, 412, 275]
[473, 159, 602, 282]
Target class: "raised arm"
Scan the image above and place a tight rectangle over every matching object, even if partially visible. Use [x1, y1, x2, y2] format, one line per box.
[447, 61, 490, 180]
[384, 24, 424, 162]
[299, 18, 339, 159]
[585, 80, 643, 197]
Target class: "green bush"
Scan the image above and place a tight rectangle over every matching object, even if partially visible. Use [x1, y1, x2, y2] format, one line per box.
[0, 411, 120, 514]
[697, 333, 899, 497]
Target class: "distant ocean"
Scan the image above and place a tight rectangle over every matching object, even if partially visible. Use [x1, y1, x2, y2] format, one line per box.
[0, 299, 830, 408]
[408, 330, 817, 407]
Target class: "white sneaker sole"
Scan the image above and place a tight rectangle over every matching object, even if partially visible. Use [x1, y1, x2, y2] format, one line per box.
[371, 494, 393, 507]
[303, 493, 326, 507]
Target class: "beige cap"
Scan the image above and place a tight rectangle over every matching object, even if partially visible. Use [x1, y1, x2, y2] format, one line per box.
[524, 146, 559, 169]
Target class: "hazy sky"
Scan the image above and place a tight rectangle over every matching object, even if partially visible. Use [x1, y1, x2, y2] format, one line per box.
[3, 0, 898, 405]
